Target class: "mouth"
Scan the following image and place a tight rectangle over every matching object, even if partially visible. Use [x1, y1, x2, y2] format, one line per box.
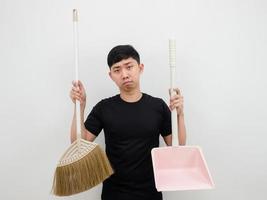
[123, 81, 133, 85]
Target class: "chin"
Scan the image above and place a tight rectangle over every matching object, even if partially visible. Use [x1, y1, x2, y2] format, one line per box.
[122, 85, 135, 91]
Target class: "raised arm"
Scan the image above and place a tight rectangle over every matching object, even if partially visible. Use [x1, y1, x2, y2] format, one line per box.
[164, 88, 186, 146]
[69, 80, 96, 143]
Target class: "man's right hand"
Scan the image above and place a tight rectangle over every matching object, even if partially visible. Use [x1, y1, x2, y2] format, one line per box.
[70, 80, 87, 111]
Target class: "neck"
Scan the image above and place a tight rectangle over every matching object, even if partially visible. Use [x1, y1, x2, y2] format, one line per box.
[119, 88, 142, 103]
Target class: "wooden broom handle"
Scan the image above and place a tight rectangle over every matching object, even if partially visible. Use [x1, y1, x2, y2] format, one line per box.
[169, 39, 179, 147]
[73, 9, 82, 139]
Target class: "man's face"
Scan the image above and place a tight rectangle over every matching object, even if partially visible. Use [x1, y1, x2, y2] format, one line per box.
[109, 57, 144, 92]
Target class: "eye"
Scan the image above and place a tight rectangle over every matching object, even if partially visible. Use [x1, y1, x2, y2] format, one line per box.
[112, 68, 120, 73]
[127, 65, 133, 69]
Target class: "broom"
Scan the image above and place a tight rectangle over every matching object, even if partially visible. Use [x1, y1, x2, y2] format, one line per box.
[52, 9, 113, 196]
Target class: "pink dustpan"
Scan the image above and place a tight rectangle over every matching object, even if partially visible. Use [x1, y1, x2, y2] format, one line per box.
[151, 40, 214, 191]
[151, 146, 214, 191]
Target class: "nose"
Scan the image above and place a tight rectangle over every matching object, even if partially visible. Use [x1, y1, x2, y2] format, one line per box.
[121, 69, 129, 79]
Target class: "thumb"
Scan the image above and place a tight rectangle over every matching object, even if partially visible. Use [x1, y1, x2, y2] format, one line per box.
[78, 80, 84, 90]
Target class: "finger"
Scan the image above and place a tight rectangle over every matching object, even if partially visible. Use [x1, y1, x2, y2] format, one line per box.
[71, 87, 77, 92]
[70, 94, 78, 102]
[70, 89, 81, 97]
[71, 93, 78, 100]
[170, 95, 183, 102]
[72, 84, 82, 92]
[170, 99, 180, 105]
[170, 100, 181, 107]
[174, 97, 183, 102]
[169, 88, 181, 94]
[75, 96, 82, 102]
[78, 80, 83, 87]
[170, 104, 183, 110]
[170, 94, 179, 101]
[173, 88, 181, 95]
[169, 88, 177, 96]
[73, 80, 83, 91]
[77, 80, 85, 92]
[173, 102, 183, 107]
[170, 101, 183, 109]
[71, 89, 79, 96]
[72, 80, 78, 87]
[172, 99, 184, 105]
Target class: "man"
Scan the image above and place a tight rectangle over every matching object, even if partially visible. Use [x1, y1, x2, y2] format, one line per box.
[70, 45, 186, 200]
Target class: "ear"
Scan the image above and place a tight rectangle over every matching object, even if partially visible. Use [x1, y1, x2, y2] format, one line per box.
[139, 63, 144, 73]
[109, 70, 114, 81]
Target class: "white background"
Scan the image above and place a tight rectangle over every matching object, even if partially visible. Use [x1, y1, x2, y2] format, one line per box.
[0, 0, 266, 199]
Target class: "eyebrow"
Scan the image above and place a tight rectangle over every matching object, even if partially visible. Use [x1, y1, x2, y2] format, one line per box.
[113, 61, 133, 68]
[124, 61, 132, 65]
[112, 66, 120, 70]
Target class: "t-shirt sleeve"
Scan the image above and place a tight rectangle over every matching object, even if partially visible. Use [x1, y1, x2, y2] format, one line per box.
[84, 101, 103, 137]
[159, 99, 172, 137]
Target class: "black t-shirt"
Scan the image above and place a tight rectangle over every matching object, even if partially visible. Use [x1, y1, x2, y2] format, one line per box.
[84, 93, 171, 200]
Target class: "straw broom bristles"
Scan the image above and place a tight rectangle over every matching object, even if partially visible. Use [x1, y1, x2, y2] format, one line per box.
[52, 144, 113, 196]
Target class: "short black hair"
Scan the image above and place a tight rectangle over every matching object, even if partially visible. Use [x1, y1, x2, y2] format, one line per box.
[107, 45, 140, 68]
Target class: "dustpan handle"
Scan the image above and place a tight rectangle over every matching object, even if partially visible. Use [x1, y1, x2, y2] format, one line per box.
[73, 9, 81, 139]
[169, 39, 178, 147]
